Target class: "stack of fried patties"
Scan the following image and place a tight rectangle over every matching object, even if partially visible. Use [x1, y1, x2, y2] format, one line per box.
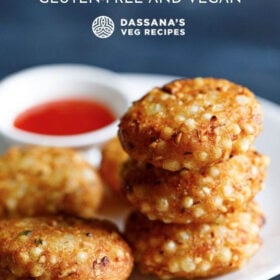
[119, 78, 269, 279]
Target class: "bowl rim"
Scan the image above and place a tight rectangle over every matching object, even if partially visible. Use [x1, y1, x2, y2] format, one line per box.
[0, 63, 120, 85]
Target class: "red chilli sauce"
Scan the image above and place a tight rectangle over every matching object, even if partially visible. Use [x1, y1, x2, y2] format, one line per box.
[14, 99, 115, 136]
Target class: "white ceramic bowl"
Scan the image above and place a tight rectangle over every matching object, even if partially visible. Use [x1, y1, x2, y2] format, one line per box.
[0, 64, 129, 159]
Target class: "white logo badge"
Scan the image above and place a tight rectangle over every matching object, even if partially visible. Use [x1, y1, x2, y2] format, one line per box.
[92, 16, 115, 39]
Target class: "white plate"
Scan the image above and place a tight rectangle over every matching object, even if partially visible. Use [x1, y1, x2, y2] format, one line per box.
[0, 73, 279, 280]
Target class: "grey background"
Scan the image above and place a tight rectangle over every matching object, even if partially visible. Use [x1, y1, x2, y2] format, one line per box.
[0, 0, 280, 104]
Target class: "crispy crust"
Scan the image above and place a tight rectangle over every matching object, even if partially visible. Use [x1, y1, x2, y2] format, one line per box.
[123, 150, 269, 224]
[100, 137, 128, 193]
[119, 78, 263, 171]
[0, 216, 133, 280]
[125, 202, 264, 279]
[0, 146, 103, 218]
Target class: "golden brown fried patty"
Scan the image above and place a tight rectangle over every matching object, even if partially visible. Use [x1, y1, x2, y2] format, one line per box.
[123, 150, 269, 224]
[0, 146, 103, 218]
[119, 78, 263, 171]
[0, 216, 133, 280]
[100, 137, 128, 193]
[125, 202, 264, 279]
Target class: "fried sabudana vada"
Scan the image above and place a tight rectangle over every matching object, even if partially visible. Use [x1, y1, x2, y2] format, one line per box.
[123, 150, 269, 224]
[100, 137, 128, 193]
[0, 216, 133, 279]
[125, 202, 264, 279]
[119, 78, 263, 171]
[0, 146, 103, 218]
